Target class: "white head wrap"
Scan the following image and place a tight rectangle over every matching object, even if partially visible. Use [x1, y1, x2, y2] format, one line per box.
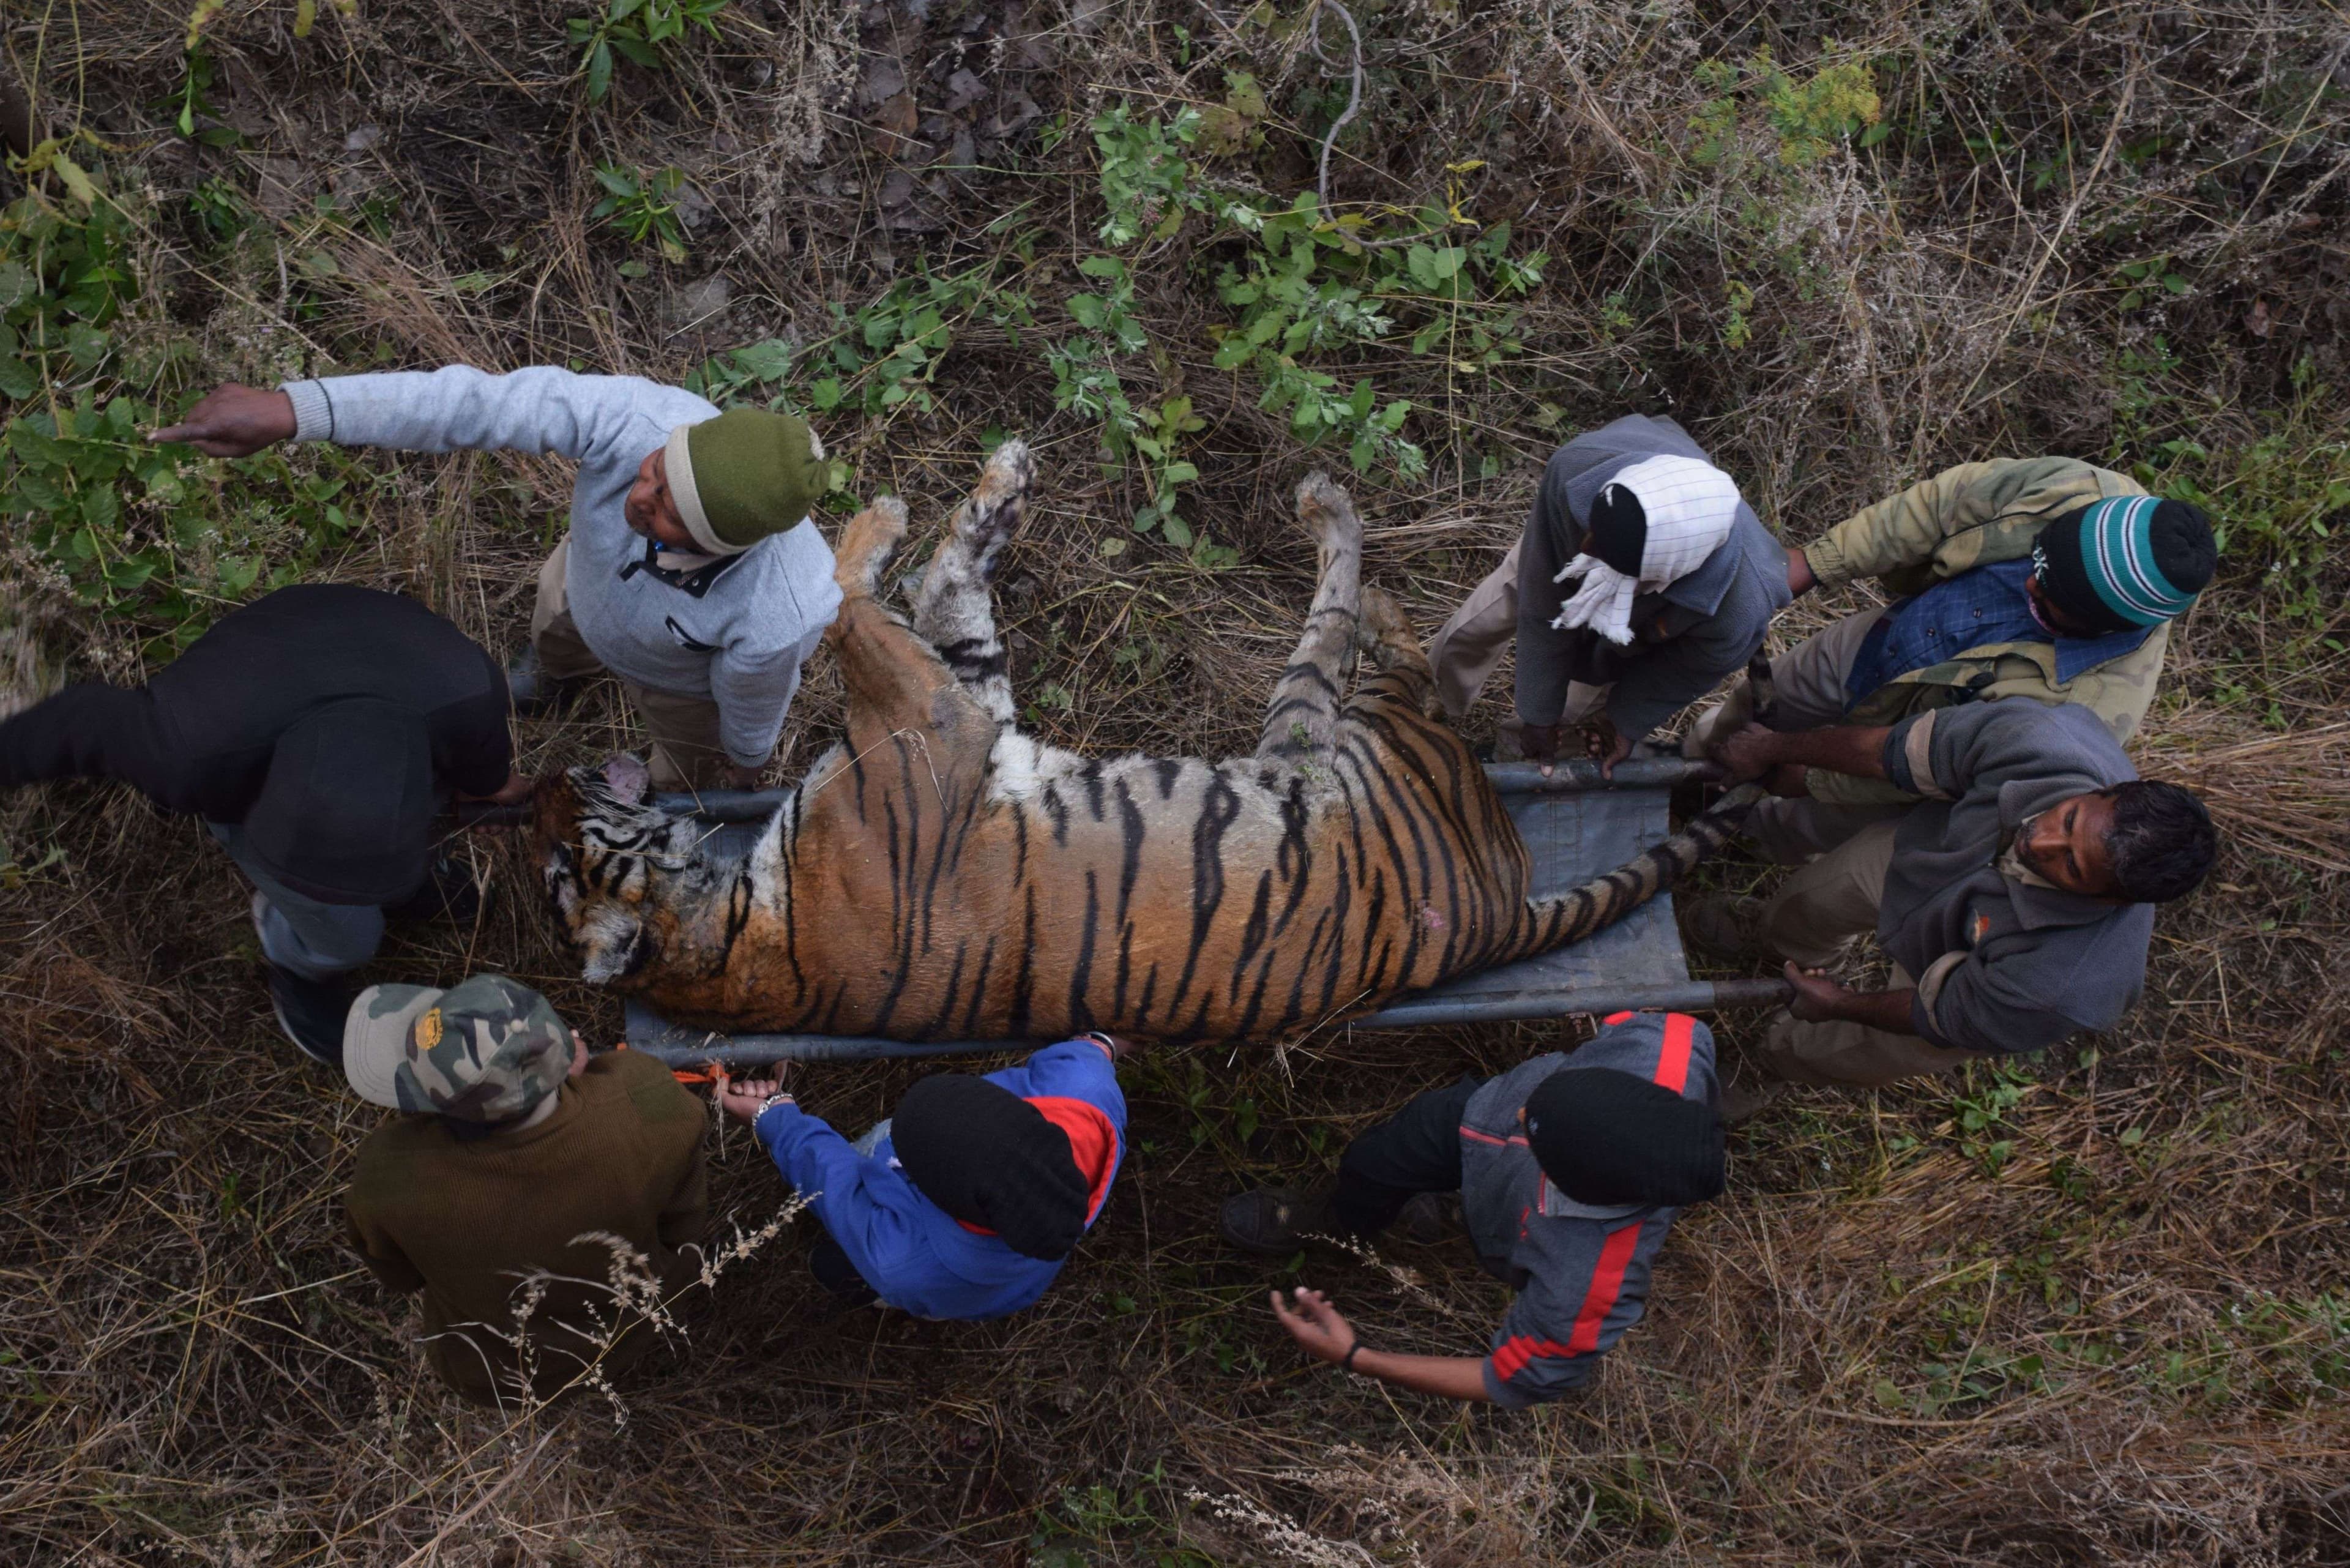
[1549, 454, 1742, 645]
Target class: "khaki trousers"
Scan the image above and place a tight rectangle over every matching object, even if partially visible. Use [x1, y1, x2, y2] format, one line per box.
[1754, 818, 1988, 1087]
[1427, 540, 1605, 753]
[1681, 607, 1912, 865]
[531, 539, 733, 791]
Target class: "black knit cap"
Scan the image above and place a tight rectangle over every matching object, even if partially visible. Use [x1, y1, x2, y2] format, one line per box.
[1522, 1067, 1725, 1208]
[892, 1074, 1091, 1261]
[2032, 498, 2217, 637]
[1581, 482, 1649, 576]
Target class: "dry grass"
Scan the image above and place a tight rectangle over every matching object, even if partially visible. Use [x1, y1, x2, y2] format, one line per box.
[2, 0, 2348, 1562]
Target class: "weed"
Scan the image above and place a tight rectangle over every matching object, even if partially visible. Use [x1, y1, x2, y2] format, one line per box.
[591, 163, 690, 262]
[569, 0, 728, 103]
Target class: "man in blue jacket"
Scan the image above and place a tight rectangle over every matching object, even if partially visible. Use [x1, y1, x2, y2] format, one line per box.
[1222, 1012, 1725, 1406]
[718, 1033, 1128, 1318]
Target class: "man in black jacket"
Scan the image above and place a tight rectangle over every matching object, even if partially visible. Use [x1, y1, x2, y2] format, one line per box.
[0, 585, 530, 1062]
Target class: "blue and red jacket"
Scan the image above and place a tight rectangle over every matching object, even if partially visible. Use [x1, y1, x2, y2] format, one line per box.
[1460, 1011, 1717, 1407]
[752, 1037, 1126, 1320]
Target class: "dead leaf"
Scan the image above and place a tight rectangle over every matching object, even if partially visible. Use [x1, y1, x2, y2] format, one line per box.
[2245, 298, 2272, 338]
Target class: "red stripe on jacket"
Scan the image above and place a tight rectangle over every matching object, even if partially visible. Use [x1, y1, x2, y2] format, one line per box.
[1487, 1220, 1646, 1381]
[1651, 1012, 1695, 1095]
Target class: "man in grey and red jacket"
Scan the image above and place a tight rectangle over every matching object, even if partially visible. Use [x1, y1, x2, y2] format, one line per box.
[1222, 1012, 1724, 1406]
[154, 367, 840, 791]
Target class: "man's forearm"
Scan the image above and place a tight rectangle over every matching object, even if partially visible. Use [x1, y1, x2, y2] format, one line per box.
[1748, 724, 1893, 781]
[1830, 986, 1920, 1034]
[1348, 1348, 1494, 1403]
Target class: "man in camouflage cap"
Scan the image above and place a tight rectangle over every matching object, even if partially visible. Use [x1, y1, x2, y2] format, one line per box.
[341, 974, 708, 1403]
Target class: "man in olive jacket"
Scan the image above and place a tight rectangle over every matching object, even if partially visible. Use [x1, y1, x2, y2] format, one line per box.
[1685, 458, 2215, 863]
[341, 975, 707, 1404]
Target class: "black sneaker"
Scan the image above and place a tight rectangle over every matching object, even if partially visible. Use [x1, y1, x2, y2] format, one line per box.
[385, 852, 486, 925]
[265, 963, 354, 1069]
[1677, 894, 1773, 961]
[1219, 1187, 1340, 1254]
[505, 646, 588, 719]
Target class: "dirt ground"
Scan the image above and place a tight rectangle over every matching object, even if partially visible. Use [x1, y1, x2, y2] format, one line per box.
[1, 1, 2346, 1563]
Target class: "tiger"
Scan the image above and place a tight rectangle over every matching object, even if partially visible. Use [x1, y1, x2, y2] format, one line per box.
[532, 441, 1763, 1045]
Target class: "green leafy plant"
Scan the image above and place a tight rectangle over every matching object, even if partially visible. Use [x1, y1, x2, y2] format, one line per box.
[0, 182, 387, 648]
[1689, 50, 1883, 167]
[569, 0, 728, 103]
[1091, 104, 1209, 246]
[590, 163, 690, 262]
[684, 336, 794, 408]
[2114, 254, 2191, 311]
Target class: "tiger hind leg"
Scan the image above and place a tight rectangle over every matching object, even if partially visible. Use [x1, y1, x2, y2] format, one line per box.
[1256, 471, 1363, 761]
[911, 439, 1032, 725]
[1351, 584, 1437, 717]
[834, 495, 911, 602]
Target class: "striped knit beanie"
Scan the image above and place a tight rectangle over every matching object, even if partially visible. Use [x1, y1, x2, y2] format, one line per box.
[1550, 455, 1742, 646]
[2032, 496, 2215, 635]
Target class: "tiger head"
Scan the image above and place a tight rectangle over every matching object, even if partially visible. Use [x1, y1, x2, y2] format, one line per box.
[532, 754, 730, 987]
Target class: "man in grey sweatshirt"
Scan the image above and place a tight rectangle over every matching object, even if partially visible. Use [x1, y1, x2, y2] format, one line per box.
[1705, 699, 2217, 1100]
[1428, 414, 1790, 774]
[155, 367, 841, 791]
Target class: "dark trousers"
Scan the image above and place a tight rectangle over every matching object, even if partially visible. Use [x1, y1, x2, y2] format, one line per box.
[1330, 1076, 1483, 1237]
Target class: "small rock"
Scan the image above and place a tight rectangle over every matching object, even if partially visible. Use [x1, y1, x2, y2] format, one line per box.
[250, 155, 307, 220]
[942, 124, 976, 169]
[673, 179, 717, 230]
[663, 274, 734, 329]
[343, 123, 383, 153]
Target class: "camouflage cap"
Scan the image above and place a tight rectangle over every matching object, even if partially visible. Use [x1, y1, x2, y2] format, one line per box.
[341, 974, 573, 1124]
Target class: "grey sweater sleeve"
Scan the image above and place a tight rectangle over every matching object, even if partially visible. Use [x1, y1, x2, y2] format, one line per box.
[280, 364, 695, 466]
[711, 627, 823, 768]
[1884, 699, 2125, 805]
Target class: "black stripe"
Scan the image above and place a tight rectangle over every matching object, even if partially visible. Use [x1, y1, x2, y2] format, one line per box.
[1067, 870, 1100, 1031]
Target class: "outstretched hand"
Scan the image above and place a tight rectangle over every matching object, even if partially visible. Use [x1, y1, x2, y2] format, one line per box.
[1269, 1287, 1359, 1365]
[151, 384, 297, 457]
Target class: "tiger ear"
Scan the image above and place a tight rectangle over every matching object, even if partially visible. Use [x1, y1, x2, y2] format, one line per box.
[600, 753, 652, 806]
[578, 906, 657, 984]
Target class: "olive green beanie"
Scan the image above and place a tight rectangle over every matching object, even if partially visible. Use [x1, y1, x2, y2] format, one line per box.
[663, 408, 827, 554]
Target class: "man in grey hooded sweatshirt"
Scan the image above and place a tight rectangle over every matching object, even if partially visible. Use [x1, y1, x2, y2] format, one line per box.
[1429, 414, 1790, 773]
[156, 367, 841, 791]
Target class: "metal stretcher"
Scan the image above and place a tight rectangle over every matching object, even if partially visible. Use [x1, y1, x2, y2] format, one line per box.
[620, 756, 1788, 1066]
